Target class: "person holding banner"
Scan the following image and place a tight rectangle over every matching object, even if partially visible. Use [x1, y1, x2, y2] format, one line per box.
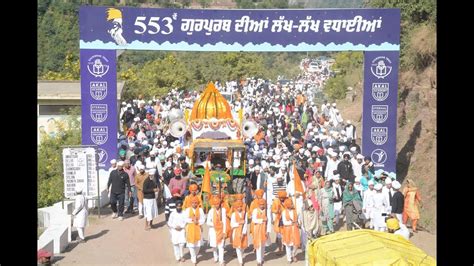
[185, 197, 205, 266]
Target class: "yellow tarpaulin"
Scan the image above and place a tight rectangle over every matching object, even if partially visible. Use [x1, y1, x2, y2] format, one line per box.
[307, 229, 436, 266]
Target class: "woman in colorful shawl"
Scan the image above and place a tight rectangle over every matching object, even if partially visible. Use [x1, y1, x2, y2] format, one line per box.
[342, 182, 363, 231]
[402, 179, 422, 233]
[318, 180, 334, 235]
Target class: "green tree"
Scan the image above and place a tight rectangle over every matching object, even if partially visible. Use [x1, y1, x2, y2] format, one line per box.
[365, 0, 436, 70]
[120, 54, 194, 99]
[40, 53, 80, 80]
[38, 107, 81, 208]
[324, 76, 347, 100]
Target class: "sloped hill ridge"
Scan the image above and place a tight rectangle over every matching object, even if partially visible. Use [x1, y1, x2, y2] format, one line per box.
[338, 25, 436, 233]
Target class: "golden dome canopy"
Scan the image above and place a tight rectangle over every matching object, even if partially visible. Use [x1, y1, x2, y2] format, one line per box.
[190, 82, 233, 120]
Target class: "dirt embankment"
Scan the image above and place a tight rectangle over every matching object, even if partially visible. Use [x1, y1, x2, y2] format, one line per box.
[337, 31, 436, 234]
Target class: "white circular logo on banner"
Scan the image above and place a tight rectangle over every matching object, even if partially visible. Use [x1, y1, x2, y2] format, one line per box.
[370, 56, 392, 79]
[87, 55, 110, 78]
[371, 149, 387, 165]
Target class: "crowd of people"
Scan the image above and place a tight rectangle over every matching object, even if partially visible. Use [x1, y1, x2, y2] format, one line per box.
[87, 58, 424, 265]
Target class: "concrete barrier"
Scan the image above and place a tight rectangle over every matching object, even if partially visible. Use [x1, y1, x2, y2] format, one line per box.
[37, 238, 54, 255]
[39, 225, 69, 254]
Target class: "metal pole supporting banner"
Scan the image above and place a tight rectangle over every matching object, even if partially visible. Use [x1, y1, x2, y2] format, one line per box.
[96, 148, 101, 219]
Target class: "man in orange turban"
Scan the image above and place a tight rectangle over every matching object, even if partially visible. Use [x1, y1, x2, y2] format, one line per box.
[183, 184, 203, 209]
[185, 196, 205, 265]
[249, 189, 264, 238]
[271, 191, 288, 254]
[231, 200, 248, 266]
[282, 198, 301, 263]
[252, 198, 269, 266]
[206, 196, 226, 265]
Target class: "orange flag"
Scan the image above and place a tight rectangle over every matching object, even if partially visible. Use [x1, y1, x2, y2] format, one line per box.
[293, 163, 305, 199]
[202, 161, 211, 194]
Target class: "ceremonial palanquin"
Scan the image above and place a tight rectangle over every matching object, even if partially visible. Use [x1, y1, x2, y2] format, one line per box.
[169, 82, 257, 212]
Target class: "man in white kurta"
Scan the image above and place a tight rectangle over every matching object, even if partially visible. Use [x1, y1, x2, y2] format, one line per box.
[185, 199, 206, 265]
[206, 198, 227, 265]
[324, 153, 340, 181]
[72, 186, 88, 242]
[252, 199, 271, 266]
[363, 180, 376, 229]
[351, 154, 364, 178]
[371, 183, 390, 231]
[230, 202, 248, 266]
[382, 178, 394, 214]
[281, 199, 301, 263]
[286, 173, 307, 218]
[332, 176, 343, 228]
[168, 201, 187, 262]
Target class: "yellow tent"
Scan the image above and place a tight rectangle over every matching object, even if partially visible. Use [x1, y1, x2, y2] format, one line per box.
[307, 229, 436, 266]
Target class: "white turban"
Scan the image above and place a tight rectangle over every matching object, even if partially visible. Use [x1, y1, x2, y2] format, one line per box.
[368, 180, 374, 186]
[75, 186, 84, 194]
[385, 178, 392, 185]
[110, 159, 117, 164]
[392, 181, 401, 189]
[374, 183, 383, 190]
[117, 161, 124, 167]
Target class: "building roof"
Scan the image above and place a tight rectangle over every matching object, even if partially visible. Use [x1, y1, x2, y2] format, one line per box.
[37, 80, 125, 100]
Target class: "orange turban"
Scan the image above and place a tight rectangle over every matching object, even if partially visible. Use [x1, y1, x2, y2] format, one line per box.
[277, 191, 287, 198]
[284, 198, 293, 209]
[255, 189, 264, 198]
[189, 184, 198, 192]
[258, 199, 266, 206]
[234, 194, 244, 200]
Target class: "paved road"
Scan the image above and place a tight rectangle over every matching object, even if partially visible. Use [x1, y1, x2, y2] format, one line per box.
[54, 208, 435, 265]
[55, 208, 306, 265]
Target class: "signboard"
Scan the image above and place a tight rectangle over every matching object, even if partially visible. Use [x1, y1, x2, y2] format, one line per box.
[80, 49, 117, 171]
[80, 7, 400, 52]
[63, 147, 99, 198]
[79, 6, 400, 175]
[362, 51, 399, 173]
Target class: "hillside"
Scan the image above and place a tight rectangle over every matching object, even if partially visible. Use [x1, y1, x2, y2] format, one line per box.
[336, 26, 436, 233]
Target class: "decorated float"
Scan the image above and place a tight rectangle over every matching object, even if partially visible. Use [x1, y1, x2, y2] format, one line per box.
[168, 82, 258, 211]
